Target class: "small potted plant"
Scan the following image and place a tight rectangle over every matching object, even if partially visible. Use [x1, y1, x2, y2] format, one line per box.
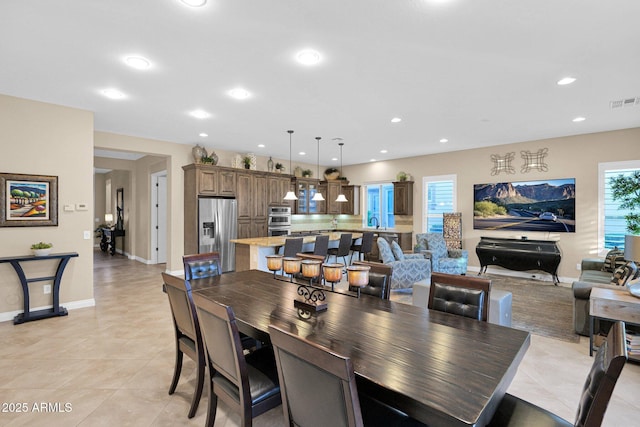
[31, 241, 53, 256]
[243, 156, 252, 169]
[275, 163, 285, 173]
[397, 171, 408, 182]
[302, 169, 313, 178]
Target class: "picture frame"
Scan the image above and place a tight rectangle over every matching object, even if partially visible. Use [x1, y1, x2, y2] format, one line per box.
[0, 173, 58, 227]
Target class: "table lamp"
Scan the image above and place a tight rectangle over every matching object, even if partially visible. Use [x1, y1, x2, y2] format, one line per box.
[624, 235, 640, 298]
[104, 213, 114, 226]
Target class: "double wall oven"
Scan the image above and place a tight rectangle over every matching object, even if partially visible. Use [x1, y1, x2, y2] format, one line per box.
[268, 206, 292, 236]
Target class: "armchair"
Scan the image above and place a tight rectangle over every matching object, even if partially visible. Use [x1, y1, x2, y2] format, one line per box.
[415, 233, 468, 275]
[377, 238, 431, 291]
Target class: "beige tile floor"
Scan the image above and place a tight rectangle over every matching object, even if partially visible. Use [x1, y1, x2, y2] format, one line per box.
[0, 251, 638, 426]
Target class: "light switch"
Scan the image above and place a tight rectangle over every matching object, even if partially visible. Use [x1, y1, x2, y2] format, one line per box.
[64, 204, 75, 212]
[83, 230, 91, 240]
[76, 203, 88, 211]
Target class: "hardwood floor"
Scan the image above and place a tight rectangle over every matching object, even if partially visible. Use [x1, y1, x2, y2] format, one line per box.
[0, 250, 637, 426]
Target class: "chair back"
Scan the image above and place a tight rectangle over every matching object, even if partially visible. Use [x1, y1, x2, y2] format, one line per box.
[283, 238, 304, 258]
[428, 272, 491, 321]
[162, 272, 200, 343]
[336, 233, 353, 257]
[313, 235, 330, 257]
[193, 295, 251, 405]
[351, 261, 392, 299]
[575, 321, 628, 427]
[425, 233, 448, 260]
[268, 324, 364, 427]
[183, 252, 222, 280]
[360, 231, 375, 253]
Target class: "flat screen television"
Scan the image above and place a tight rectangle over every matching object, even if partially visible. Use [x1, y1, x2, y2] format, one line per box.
[473, 178, 575, 232]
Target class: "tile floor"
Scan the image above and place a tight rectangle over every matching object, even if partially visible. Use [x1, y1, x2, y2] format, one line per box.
[0, 251, 638, 426]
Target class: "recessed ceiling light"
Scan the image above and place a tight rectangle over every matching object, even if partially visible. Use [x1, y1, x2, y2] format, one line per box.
[228, 88, 251, 100]
[199, 133, 208, 137]
[440, 138, 448, 143]
[180, 0, 207, 7]
[331, 157, 338, 161]
[380, 149, 388, 154]
[391, 117, 402, 123]
[557, 77, 576, 86]
[101, 88, 126, 100]
[124, 56, 151, 70]
[572, 116, 586, 122]
[370, 159, 376, 162]
[299, 151, 306, 156]
[257, 144, 265, 148]
[295, 49, 321, 66]
[189, 109, 211, 119]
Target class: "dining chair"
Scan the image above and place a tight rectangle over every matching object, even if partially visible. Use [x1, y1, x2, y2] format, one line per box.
[350, 261, 392, 299]
[183, 252, 221, 280]
[311, 234, 329, 259]
[327, 233, 353, 266]
[268, 324, 426, 427]
[428, 272, 491, 321]
[161, 272, 205, 419]
[488, 320, 628, 427]
[350, 231, 374, 264]
[193, 295, 282, 427]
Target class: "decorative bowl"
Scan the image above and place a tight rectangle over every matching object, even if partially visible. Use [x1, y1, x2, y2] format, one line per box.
[33, 248, 52, 256]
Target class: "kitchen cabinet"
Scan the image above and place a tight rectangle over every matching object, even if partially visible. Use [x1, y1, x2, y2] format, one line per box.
[183, 163, 237, 197]
[323, 181, 342, 215]
[236, 172, 252, 220]
[393, 181, 414, 215]
[268, 175, 291, 206]
[238, 171, 269, 238]
[341, 185, 360, 215]
[369, 231, 413, 262]
[294, 178, 323, 214]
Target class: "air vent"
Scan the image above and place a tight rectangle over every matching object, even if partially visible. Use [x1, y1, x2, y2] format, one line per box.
[610, 97, 640, 109]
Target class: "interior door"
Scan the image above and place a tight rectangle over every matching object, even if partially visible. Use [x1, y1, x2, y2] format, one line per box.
[152, 171, 168, 264]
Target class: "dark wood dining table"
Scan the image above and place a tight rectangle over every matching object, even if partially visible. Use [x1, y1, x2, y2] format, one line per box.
[192, 270, 530, 427]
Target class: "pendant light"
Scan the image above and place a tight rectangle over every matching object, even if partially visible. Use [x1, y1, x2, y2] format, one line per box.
[335, 141, 348, 202]
[283, 130, 298, 201]
[311, 136, 325, 202]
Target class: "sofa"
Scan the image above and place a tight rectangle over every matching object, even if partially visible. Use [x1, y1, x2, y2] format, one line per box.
[572, 254, 638, 336]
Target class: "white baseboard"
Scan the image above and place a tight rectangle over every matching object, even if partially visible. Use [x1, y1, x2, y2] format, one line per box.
[0, 298, 96, 323]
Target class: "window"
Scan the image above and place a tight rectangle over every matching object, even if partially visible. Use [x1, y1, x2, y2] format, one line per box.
[599, 161, 640, 251]
[363, 183, 395, 228]
[422, 175, 456, 233]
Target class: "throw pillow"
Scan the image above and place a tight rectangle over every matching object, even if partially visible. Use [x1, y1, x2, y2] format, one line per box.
[610, 262, 637, 286]
[602, 248, 625, 273]
[377, 238, 396, 265]
[391, 240, 405, 261]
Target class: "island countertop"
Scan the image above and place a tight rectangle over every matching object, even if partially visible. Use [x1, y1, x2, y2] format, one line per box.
[230, 231, 361, 248]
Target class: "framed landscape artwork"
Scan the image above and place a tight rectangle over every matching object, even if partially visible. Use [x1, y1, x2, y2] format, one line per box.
[0, 173, 58, 227]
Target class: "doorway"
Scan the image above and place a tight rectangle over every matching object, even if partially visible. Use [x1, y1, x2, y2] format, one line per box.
[151, 171, 167, 264]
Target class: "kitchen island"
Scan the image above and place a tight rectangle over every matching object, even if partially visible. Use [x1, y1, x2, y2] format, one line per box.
[231, 231, 361, 272]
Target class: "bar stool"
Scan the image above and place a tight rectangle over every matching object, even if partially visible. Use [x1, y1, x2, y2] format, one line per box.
[350, 231, 374, 263]
[327, 233, 352, 267]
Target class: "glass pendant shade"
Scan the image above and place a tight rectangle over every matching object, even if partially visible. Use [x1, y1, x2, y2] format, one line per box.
[335, 194, 348, 202]
[336, 140, 347, 202]
[312, 192, 325, 201]
[312, 136, 325, 202]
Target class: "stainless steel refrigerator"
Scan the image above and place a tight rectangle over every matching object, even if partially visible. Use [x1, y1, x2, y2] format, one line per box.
[198, 197, 237, 273]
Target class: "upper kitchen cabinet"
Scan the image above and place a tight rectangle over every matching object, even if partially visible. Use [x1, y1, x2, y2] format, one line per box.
[323, 181, 342, 215]
[183, 164, 236, 197]
[267, 175, 292, 206]
[393, 181, 413, 216]
[294, 178, 323, 214]
[341, 185, 360, 215]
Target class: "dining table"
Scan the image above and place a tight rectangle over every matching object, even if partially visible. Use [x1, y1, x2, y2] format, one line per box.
[192, 270, 530, 427]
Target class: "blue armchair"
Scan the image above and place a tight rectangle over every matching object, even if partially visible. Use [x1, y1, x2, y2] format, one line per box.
[415, 233, 468, 275]
[377, 238, 431, 291]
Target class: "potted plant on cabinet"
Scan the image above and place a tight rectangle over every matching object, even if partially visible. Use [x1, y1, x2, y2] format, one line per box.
[324, 167, 340, 180]
[275, 163, 285, 173]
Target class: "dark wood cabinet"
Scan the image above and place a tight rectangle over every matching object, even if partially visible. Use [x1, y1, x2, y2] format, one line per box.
[252, 173, 268, 220]
[324, 181, 342, 215]
[475, 236, 561, 283]
[294, 178, 323, 214]
[368, 231, 413, 262]
[267, 175, 291, 206]
[236, 172, 252, 220]
[393, 181, 413, 215]
[237, 219, 251, 239]
[341, 185, 360, 215]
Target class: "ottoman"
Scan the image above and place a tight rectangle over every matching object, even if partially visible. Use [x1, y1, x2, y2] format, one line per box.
[412, 279, 512, 327]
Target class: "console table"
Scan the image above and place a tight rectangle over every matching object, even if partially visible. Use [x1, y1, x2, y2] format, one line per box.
[0, 252, 78, 324]
[100, 227, 125, 256]
[476, 236, 561, 284]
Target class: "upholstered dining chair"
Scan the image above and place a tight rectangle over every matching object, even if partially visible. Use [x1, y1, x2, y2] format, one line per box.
[350, 261, 393, 299]
[327, 233, 353, 266]
[161, 272, 205, 419]
[350, 231, 375, 264]
[488, 320, 628, 427]
[268, 324, 427, 427]
[193, 295, 282, 427]
[415, 232, 468, 275]
[428, 272, 491, 321]
[183, 252, 221, 280]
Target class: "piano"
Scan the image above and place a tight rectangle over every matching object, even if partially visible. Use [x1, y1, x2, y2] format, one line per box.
[476, 236, 561, 284]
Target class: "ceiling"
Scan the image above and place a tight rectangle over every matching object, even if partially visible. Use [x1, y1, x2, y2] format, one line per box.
[1, 1, 639, 166]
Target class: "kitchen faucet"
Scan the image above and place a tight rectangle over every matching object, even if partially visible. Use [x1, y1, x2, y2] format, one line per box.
[369, 216, 380, 229]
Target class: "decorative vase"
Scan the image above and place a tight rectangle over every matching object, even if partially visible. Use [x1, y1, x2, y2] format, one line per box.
[33, 248, 52, 256]
[324, 171, 340, 180]
[192, 144, 206, 164]
[294, 166, 303, 177]
[267, 157, 274, 172]
[209, 150, 219, 165]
